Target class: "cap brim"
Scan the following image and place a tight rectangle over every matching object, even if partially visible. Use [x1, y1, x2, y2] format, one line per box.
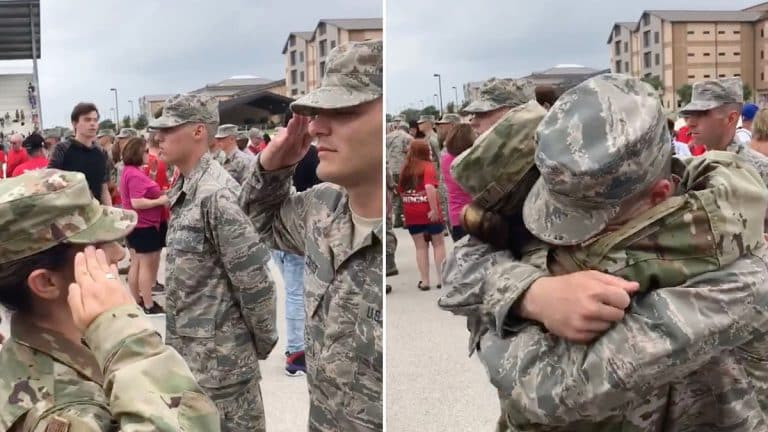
[148, 115, 189, 130]
[679, 100, 721, 114]
[463, 100, 501, 114]
[522, 178, 618, 246]
[214, 134, 233, 139]
[290, 86, 381, 116]
[67, 204, 137, 244]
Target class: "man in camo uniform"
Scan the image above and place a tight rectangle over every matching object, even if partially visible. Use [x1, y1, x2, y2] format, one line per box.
[0, 169, 220, 431]
[214, 124, 255, 185]
[442, 74, 768, 430]
[240, 40, 383, 432]
[463, 77, 535, 136]
[682, 77, 768, 229]
[386, 121, 411, 227]
[150, 94, 277, 432]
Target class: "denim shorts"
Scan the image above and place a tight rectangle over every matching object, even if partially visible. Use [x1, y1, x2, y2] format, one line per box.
[406, 223, 445, 235]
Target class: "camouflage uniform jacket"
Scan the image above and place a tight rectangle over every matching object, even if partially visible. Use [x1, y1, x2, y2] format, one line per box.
[725, 136, 768, 230]
[425, 132, 441, 176]
[165, 152, 277, 391]
[0, 305, 220, 431]
[385, 130, 410, 174]
[240, 158, 383, 432]
[222, 148, 255, 185]
[440, 153, 768, 431]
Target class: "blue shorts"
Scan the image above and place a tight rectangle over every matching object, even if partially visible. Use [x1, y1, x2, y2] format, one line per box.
[407, 223, 445, 235]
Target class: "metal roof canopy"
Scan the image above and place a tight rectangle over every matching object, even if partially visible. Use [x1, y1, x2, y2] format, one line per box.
[0, 0, 40, 61]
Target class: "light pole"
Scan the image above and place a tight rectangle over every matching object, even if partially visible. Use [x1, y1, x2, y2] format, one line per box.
[452, 86, 459, 111]
[433, 73, 444, 117]
[110, 88, 119, 128]
[433, 94, 438, 108]
[128, 99, 134, 125]
[109, 108, 115, 124]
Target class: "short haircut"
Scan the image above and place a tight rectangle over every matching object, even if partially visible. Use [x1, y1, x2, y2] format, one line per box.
[535, 85, 558, 108]
[753, 108, 768, 141]
[444, 123, 475, 157]
[0, 244, 72, 313]
[121, 137, 146, 167]
[71, 102, 99, 123]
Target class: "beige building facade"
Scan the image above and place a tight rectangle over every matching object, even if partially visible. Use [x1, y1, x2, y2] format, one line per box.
[283, 18, 382, 98]
[609, 3, 768, 108]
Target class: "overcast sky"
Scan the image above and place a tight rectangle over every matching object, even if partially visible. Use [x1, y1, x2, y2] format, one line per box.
[0, 0, 380, 128]
[386, 0, 757, 114]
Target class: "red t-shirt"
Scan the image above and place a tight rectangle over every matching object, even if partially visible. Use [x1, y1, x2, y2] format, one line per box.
[0, 150, 5, 178]
[398, 162, 441, 226]
[11, 155, 48, 177]
[142, 154, 170, 221]
[6, 148, 29, 179]
[675, 126, 692, 144]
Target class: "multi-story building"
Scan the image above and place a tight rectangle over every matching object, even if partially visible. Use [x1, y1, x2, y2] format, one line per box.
[138, 94, 173, 119]
[608, 3, 768, 108]
[463, 81, 483, 103]
[282, 18, 382, 98]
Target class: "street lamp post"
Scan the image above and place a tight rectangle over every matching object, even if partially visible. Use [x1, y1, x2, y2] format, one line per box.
[110, 88, 119, 128]
[109, 108, 115, 124]
[128, 99, 134, 125]
[452, 86, 459, 111]
[433, 73, 444, 117]
[419, 99, 424, 109]
[433, 94, 438, 108]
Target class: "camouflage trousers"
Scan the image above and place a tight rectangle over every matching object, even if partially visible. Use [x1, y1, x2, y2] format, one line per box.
[386, 212, 398, 276]
[205, 377, 265, 432]
[391, 173, 404, 227]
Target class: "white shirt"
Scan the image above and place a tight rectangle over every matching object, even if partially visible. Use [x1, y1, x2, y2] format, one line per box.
[673, 141, 692, 158]
[735, 128, 752, 147]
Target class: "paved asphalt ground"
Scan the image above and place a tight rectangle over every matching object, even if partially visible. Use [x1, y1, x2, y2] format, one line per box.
[0, 250, 309, 432]
[386, 227, 499, 431]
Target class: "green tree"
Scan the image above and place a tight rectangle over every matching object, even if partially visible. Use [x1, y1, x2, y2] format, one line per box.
[420, 105, 440, 118]
[676, 84, 693, 106]
[121, 116, 131, 129]
[743, 84, 753, 102]
[98, 119, 116, 131]
[399, 108, 421, 122]
[641, 76, 663, 91]
[446, 102, 455, 114]
[386, 113, 393, 123]
[133, 114, 148, 130]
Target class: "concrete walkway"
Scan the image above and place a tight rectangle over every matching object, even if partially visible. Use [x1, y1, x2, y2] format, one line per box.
[386, 228, 499, 431]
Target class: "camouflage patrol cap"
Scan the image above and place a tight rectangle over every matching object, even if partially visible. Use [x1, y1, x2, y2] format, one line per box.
[214, 124, 238, 138]
[680, 77, 743, 113]
[436, 113, 462, 124]
[523, 74, 671, 246]
[116, 128, 138, 138]
[463, 78, 535, 114]
[0, 169, 137, 264]
[148, 94, 219, 129]
[417, 115, 435, 124]
[97, 129, 115, 138]
[63, 129, 74, 139]
[248, 127, 263, 139]
[42, 129, 60, 139]
[236, 131, 249, 141]
[291, 40, 382, 116]
[393, 115, 405, 122]
[451, 100, 547, 211]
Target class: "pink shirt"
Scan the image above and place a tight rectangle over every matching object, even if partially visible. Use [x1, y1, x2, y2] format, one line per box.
[440, 151, 473, 227]
[120, 165, 163, 228]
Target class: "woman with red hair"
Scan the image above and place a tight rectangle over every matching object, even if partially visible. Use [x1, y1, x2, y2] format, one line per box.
[398, 139, 446, 291]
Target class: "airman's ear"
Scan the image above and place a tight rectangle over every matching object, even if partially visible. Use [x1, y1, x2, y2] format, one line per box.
[26, 269, 61, 301]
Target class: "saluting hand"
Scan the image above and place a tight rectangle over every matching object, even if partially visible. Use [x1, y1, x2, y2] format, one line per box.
[259, 115, 314, 171]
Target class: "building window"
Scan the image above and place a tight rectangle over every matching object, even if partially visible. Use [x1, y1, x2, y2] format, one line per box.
[719, 52, 725, 56]
[719, 74, 726, 78]
[615, 60, 622, 73]
[331, 40, 336, 50]
[655, 53, 660, 65]
[615, 41, 621, 55]
[703, 31, 710, 35]
[291, 89, 298, 96]
[300, 71, 304, 82]
[318, 23, 326, 36]
[688, 53, 695, 57]
[624, 41, 628, 52]
[734, 30, 740, 34]
[688, 30, 694, 35]
[718, 30, 725, 34]
[320, 61, 326, 78]
[763, 29, 765, 38]
[290, 51, 296, 66]
[643, 52, 651, 68]
[290, 70, 297, 85]
[763, 50, 765, 59]
[299, 51, 304, 62]
[763, 72, 765, 81]
[290, 36, 296, 47]
[643, 30, 651, 47]
[688, 75, 695, 79]
[735, 73, 741, 77]
[625, 61, 629, 71]
[643, 14, 650, 26]
[703, 52, 711, 56]
[734, 52, 740, 56]
[704, 74, 711, 78]
[614, 27, 620, 37]
[319, 40, 327, 57]
[654, 31, 660, 44]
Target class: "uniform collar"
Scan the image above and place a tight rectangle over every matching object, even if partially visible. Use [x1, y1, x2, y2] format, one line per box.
[10, 315, 104, 385]
[168, 152, 213, 207]
[725, 135, 744, 154]
[322, 192, 383, 269]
